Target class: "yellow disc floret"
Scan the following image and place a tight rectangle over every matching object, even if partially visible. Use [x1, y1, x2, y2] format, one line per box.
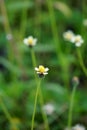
[39, 65, 45, 73]
[75, 36, 81, 43]
[66, 33, 71, 39]
[28, 38, 33, 45]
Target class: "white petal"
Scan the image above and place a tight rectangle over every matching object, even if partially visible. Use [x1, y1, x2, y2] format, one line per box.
[33, 38, 37, 45]
[63, 30, 74, 41]
[35, 67, 39, 71]
[67, 30, 74, 34]
[34, 38, 37, 42]
[28, 36, 33, 39]
[80, 39, 84, 44]
[44, 72, 48, 75]
[39, 65, 43, 68]
[23, 38, 28, 45]
[76, 35, 81, 38]
[45, 68, 49, 72]
[37, 72, 40, 74]
[76, 42, 82, 47]
[70, 36, 75, 43]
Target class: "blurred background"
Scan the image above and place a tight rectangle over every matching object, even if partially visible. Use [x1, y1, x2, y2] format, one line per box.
[0, 0, 87, 129]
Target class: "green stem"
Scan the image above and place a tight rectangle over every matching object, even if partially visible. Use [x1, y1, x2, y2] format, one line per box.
[30, 49, 37, 68]
[30, 49, 50, 130]
[34, 0, 41, 39]
[77, 48, 87, 76]
[30, 49, 38, 81]
[68, 84, 78, 130]
[31, 79, 41, 130]
[46, 0, 69, 87]
[20, 0, 28, 39]
[46, 0, 62, 55]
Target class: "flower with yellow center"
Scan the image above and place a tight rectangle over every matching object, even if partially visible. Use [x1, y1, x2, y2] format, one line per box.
[71, 35, 84, 47]
[35, 65, 49, 77]
[23, 36, 37, 47]
[63, 30, 75, 42]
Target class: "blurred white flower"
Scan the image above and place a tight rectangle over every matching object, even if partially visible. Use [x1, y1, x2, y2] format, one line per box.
[43, 103, 55, 115]
[63, 30, 75, 42]
[83, 19, 87, 26]
[6, 34, 13, 40]
[23, 36, 37, 47]
[64, 124, 86, 130]
[35, 65, 49, 77]
[72, 124, 86, 130]
[71, 35, 84, 47]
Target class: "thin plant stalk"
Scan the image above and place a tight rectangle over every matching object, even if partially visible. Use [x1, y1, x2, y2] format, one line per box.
[67, 84, 78, 130]
[77, 48, 87, 76]
[30, 49, 37, 70]
[46, 0, 62, 55]
[30, 49, 50, 130]
[46, 0, 69, 87]
[34, 0, 41, 39]
[20, 0, 28, 39]
[31, 79, 42, 130]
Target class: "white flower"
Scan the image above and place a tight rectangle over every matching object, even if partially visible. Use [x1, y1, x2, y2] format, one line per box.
[23, 36, 37, 47]
[35, 65, 49, 77]
[72, 124, 86, 130]
[63, 30, 75, 42]
[43, 103, 55, 115]
[83, 19, 87, 26]
[6, 34, 13, 40]
[71, 35, 84, 47]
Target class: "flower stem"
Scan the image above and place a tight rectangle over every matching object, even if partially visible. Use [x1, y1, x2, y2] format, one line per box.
[77, 48, 87, 76]
[67, 84, 78, 130]
[30, 49, 50, 130]
[30, 49, 37, 70]
[31, 79, 41, 130]
[30, 49, 38, 82]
